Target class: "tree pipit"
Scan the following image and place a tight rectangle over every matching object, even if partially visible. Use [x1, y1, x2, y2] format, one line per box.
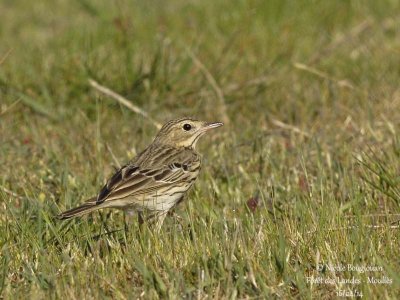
[58, 118, 223, 230]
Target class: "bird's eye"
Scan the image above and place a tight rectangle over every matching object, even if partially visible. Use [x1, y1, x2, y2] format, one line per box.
[183, 123, 192, 131]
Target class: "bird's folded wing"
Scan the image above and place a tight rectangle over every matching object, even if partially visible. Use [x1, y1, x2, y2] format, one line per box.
[95, 163, 191, 204]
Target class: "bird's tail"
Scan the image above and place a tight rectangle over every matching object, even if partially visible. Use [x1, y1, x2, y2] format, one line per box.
[57, 198, 99, 220]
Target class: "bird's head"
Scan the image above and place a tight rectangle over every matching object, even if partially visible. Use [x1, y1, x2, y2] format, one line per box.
[154, 118, 223, 148]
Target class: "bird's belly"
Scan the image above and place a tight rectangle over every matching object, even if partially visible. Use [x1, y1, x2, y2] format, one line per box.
[140, 192, 185, 211]
[110, 190, 186, 212]
[136, 180, 196, 211]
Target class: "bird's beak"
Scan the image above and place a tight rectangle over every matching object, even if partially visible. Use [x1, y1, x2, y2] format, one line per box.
[204, 122, 224, 130]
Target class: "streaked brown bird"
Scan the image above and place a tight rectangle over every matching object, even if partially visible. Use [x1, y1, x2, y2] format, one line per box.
[58, 118, 223, 230]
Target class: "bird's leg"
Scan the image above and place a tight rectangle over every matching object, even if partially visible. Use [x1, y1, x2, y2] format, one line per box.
[138, 212, 144, 227]
[138, 212, 144, 226]
[154, 212, 167, 232]
[168, 210, 182, 220]
[123, 214, 129, 235]
[144, 211, 167, 232]
[168, 210, 184, 228]
[121, 210, 138, 238]
[99, 211, 112, 234]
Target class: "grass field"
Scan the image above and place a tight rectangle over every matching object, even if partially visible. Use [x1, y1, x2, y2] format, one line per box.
[1, 0, 400, 298]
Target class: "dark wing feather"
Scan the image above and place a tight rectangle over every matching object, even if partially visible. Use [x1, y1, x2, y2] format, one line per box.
[96, 165, 137, 204]
[95, 149, 198, 205]
[96, 168, 124, 203]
